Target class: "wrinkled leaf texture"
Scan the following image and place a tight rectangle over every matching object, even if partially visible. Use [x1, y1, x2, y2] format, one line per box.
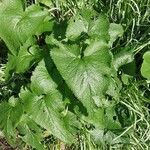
[0, 0, 48, 55]
[20, 61, 80, 143]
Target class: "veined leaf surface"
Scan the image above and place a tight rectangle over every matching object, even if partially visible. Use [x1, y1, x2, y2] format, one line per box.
[50, 38, 113, 126]
[20, 61, 80, 143]
[0, 0, 48, 55]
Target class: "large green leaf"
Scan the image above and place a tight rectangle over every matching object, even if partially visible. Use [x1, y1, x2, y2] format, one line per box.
[20, 61, 80, 143]
[0, 0, 48, 55]
[141, 51, 150, 80]
[50, 38, 113, 126]
[0, 0, 23, 55]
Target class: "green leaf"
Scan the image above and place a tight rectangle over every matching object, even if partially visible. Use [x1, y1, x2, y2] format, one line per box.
[0, 0, 23, 55]
[121, 74, 133, 85]
[18, 116, 44, 150]
[20, 61, 80, 143]
[66, 14, 109, 41]
[36, 16, 54, 35]
[113, 46, 134, 70]
[105, 106, 121, 130]
[16, 5, 48, 42]
[66, 15, 88, 40]
[141, 51, 150, 80]
[31, 61, 57, 95]
[0, 99, 23, 145]
[79, 8, 96, 23]
[0, 0, 24, 12]
[4, 37, 42, 79]
[90, 129, 127, 146]
[37, 0, 53, 7]
[31, 93, 76, 144]
[20, 89, 78, 144]
[50, 38, 113, 127]
[88, 105, 121, 130]
[4, 54, 17, 79]
[0, 1, 48, 55]
[109, 23, 124, 46]
[88, 15, 109, 41]
[16, 43, 42, 73]
[121, 61, 136, 76]
[106, 77, 121, 100]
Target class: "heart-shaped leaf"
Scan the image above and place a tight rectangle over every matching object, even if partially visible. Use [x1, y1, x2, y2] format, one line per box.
[50, 38, 113, 127]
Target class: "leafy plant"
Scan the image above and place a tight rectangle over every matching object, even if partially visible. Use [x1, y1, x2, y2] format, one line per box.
[0, 0, 149, 149]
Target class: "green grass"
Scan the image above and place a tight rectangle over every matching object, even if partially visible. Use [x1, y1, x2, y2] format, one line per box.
[113, 81, 150, 150]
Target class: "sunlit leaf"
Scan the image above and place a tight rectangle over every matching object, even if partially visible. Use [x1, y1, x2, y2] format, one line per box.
[141, 51, 150, 80]
[0, 0, 48, 55]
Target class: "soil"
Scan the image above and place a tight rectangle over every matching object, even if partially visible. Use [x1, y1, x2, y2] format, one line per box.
[0, 138, 14, 150]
